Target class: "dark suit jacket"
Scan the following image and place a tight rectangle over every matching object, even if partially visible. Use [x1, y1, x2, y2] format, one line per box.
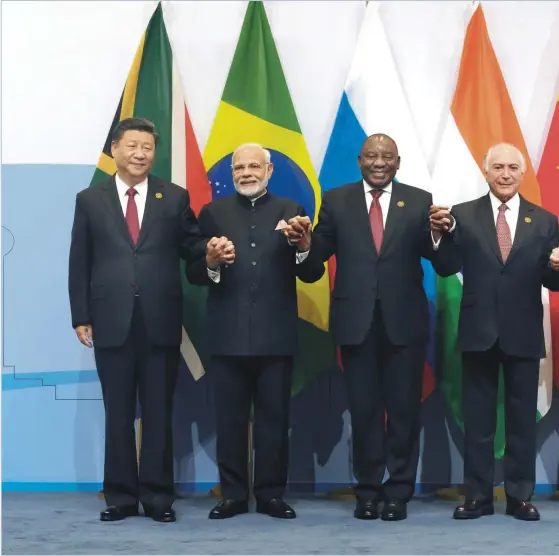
[436, 194, 559, 358]
[68, 174, 205, 347]
[186, 192, 325, 356]
[313, 180, 449, 346]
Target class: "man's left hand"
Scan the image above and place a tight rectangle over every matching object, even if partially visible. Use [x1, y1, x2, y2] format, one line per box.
[284, 216, 312, 251]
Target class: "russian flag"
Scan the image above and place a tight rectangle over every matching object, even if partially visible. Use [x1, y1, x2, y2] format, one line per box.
[318, 1, 435, 400]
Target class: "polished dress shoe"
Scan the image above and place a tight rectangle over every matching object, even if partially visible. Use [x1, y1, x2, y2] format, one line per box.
[209, 499, 249, 519]
[453, 500, 494, 520]
[381, 500, 407, 521]
[506, 500, 540, 521]
[144, 506, 176, 523]
[100, 505, 139, 522]
[256, 498, 296, 519]
[354, 499, 379, 520]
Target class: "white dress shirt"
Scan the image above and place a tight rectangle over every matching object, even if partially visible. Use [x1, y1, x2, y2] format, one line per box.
[488, 191, 520, 242]
[115, 174, 148, 225]
[363, 180, 391, 227]
[207, 191, 309, 283]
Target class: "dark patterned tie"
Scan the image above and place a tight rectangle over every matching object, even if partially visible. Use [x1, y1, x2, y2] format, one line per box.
[369, 189, 384, 253]
[496, 203, 512, 262]
[125, 188, 140, 245]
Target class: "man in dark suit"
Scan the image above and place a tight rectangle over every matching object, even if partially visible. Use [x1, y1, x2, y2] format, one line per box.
[430, 142, 559, 521]
[288, 134, 449, 521]
[68, 117, 205, 523]
[186, 143, 324, 520]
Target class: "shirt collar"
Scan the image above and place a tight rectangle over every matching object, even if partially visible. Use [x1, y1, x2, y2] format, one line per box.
[115, 173, 148, 196]
[363, 180, 392, 196]
[489, 190, 519, 212]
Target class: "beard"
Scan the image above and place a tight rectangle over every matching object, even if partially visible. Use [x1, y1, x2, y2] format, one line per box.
[234, 177, 268, 198]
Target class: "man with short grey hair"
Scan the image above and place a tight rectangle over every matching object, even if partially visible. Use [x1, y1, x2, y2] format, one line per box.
[431, 142, 559, 521]
[186, 143, 325, 520]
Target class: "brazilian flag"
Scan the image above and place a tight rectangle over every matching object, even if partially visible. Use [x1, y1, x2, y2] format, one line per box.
[203, 2, 336, 395]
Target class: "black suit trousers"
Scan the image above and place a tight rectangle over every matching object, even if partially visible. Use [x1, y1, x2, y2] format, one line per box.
[212, 355, 293, 502]
[462, 344, 538, 502]
[94, 298, 179, 510]
[341, 300, 424, 503]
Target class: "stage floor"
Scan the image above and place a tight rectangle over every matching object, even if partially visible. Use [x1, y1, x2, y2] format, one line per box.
[2, 492, 559, 554]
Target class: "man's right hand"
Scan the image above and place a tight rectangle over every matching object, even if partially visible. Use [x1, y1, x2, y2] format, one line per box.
[75, 324, 93, 348]
[430, 205, 454, 242]
[206, 236, 236, 269]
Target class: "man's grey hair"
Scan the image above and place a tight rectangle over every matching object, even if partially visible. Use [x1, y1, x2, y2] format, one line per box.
[232, 143, 272, 165]
[483, 143, 526, 173]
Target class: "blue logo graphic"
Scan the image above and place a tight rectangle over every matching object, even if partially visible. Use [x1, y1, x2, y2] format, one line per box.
[207, 149, 316, 220]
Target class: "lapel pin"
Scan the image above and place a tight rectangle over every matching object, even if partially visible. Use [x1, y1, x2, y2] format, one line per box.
[525, 216, 531, 223]
[397, 201, 405, 208]
[155, 192, 163, 199]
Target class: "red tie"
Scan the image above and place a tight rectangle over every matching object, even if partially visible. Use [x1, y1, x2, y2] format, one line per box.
[125, 187, 140, 245]
[496, 203, 512, 262]
[369, 189, 384, 253]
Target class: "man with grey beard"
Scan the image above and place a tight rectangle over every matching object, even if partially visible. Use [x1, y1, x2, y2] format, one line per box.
[186, 143, 325, 520]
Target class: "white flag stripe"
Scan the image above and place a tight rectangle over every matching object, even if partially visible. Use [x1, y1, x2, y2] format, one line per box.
[346, 1, 431, 193]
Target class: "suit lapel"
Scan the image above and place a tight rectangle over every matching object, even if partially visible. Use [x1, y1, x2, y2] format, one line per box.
[506, 196, 535, 264]
[347, 181, 378, 259]
[101, 176, 134, 248]
[137, 176, 164, 248]
[380, 182, 404, 255]
[478, 194, 504, 264]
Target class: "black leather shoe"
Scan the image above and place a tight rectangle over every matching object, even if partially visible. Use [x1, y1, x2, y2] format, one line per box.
[256, 498, 296, 519]
[354, 499, 379, 520]
[506, 500, 540, 521]
[209, 499, 249, 519]
[381, 500, 407, 521]
[453, 500, 494, 520]
[100, 505, 139, 522]
[144, 506, 176, 523]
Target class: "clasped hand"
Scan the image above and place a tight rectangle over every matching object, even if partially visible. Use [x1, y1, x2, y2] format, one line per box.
[206, 236, 236, 268]
[283, 216, 312, 251]
[429, 205, 454, 242]
[550, 247, 559, 271]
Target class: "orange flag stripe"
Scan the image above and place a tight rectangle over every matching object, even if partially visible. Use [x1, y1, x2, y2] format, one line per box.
[452, 5, 541, 206]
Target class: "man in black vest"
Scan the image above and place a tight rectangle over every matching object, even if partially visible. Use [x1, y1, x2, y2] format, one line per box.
[186, 143, 324, 520]
[68, 118, 205, 522]
[431, 142, 559, 521]
[288, 134, 450, 521]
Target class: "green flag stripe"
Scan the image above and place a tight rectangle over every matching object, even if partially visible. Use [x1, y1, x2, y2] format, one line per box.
[132, 4, 173, 181]
[221, 2, 301, 134]
[437, 274, 506, 458]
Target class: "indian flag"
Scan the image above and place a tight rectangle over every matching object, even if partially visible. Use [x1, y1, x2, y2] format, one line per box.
[203, 1, 335, 395]
[89, 2, 211, 381]
[432, 3, 551, 460]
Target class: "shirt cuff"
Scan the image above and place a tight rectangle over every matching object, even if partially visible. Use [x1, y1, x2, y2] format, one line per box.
[207, 267, 221, 283]
[432, 217, 456, 250]
[296, 249, 310, 264]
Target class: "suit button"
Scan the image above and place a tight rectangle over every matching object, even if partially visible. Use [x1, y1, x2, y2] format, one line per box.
[134, 252, 138, 258]
[252, 261, 257, 266]
[251, 242, 256, 247]
[251, 225, 256, 229]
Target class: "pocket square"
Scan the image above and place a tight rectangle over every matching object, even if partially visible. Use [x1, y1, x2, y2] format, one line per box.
[275, 219, 288, 231]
